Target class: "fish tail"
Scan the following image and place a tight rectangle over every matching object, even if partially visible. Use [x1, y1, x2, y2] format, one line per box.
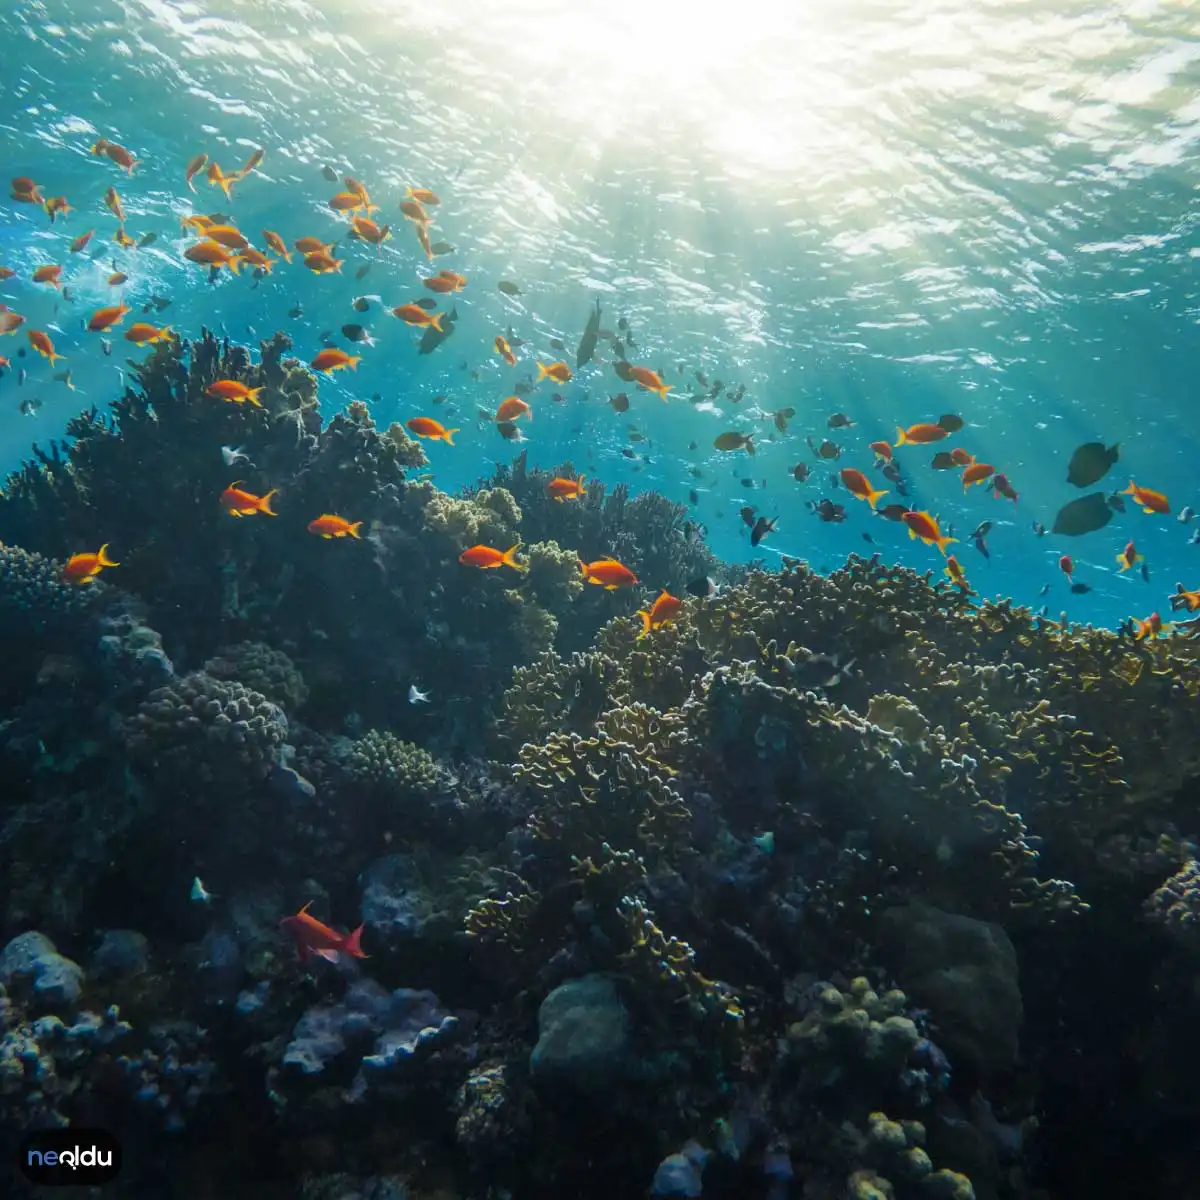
[536, 363, 549, 381]
[348, 356, 360, 371]
[443, 428, 459, 446]
[578, 474, 586, 493]
[896, 425, 908, 445]
[578, 558, 588, 578]
[430, 313, 444, 332]
[745, 435, 756, 457]
[258, 490, 279, 517]
[247, 387, 264, 406]
[348, 522, 363, 539]
[227, 255, 243, 275]
[637, 609, 652, 637]
[502, 543, 526, 571]
[342, 923, 368, 958]
[868, 487, 887, 510]
[657, 384, 672, 402]
[938, 536, 957, 555]
[97, 543, 119, 568]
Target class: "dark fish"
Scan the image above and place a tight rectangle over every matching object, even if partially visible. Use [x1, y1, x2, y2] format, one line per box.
[549, 338, 566, 352]
[513, 380, 534, 396]
[1191, 529, 1200, 545]
[809, 498, 845, 523]
[1070, 582, 1093, 594]
[740, 506, 757, 527]
[1067, 442, 1119, 488]
[612, 340, 625, 358]
[792, 463, 811, 482]
[431, 242, 454, 256]
[618, 317, 628, 331]
[355, 264, 372, 281]
[318, 330, 336, 345]
[101, 339, 112, 357]
[621, 448, 638, 458]
[827, 412, 854, 428]
[1052, 492, 1113, 537]
[688, 489, 699, 504]
[341, 324, 373, 343]
[877, 504, 909, 522]
[352, 297, 370, 313]
[613, 360, 636, 382]
[1141, 563, 1150, 583]
[688, 441, 698, 451]
[740, 478, 756, 488]
[150, 294, 171, 311]
[1039, 583, 1050, 596]
[973, 534, 990, 561]
[628, 430, 646, 443]
[609, 392, 629, 412]
[576, 296, 601, 369]
[62, 286, 73, 302]
[686, 575, 716, 598]
[830, 473, 840, 488]
[931, 452, 957, 470]
[1178, 506, 1196, 524]
[17, 367, 26, 386]
[773, 406, 795, 433]
[18, 397, 41, 416]
[1032, 521, 1046, 537]
[498, 280, 522, 296]
[418, 305, 457, 355]
[972, 521, 993, 539]
[709, 380, 724, 397]
[1106, 491, 1126, 513]
[750, 516, 777, 547]
[322, 165, 338, 182]
[626, 332, 636, 348]
[137, 231, 157, 247]
[496, 421, 523, 441]
[728, 383, 744, 403]
[414, 297, 437, 310]
[694, 370, 708, 386]
[861, 532, 874, 544]
[287, 302, 304, 319]
[938, 413, 964, 433]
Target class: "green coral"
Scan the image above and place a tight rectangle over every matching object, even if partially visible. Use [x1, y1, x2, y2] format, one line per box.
[344, 729, 447, 802]
[203, 641, 308, 712]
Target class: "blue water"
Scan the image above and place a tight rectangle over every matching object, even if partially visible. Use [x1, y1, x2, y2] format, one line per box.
[0, 0, 1197, 628]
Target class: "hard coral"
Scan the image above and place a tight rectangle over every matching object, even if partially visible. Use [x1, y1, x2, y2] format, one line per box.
[203, 641, 309, 712]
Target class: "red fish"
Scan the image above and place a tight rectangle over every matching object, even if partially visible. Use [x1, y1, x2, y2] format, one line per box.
[579, 557, 638, 589]
[459, 543, 526, 571]
[637, 589, 683, 635]
[1116, 541, 1142, 573]
[1132, 612, 1169, 641]
[992, 473, 1018, 504]
[901, 510, 956, 555]
[407, 417, 458, 444]
[220, 482, 278, 518]
[308, 514, 362, 539]
[280, 901, 367, 963]
[839, 467, 887, 510]
[62, 543, 119, 584]
[1122, 480, 1170, 515]
[547, 475, 586, 501]
[1059, 555, 1074, 579]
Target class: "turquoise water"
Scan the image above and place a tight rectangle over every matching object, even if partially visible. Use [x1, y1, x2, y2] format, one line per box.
[1, 0, 1197, 628]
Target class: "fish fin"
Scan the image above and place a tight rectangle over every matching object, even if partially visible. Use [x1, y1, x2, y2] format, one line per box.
[349, 356, 360, 371]
[247, 387, 264, 406]
[502, 543, 526, 571]
[895, 426, 908, 446]
[342, 923, 368, 958]
[298, 901, 313, 916]
[97, 544, 120, 568]
[314, 948, 340, 963]
[227, 254, 242, 275]
[259, 490, 279, 517]
[348, 522, 363, 539]
[444, 428, 459, 446]
[658, 385, 671, 402]
[431, 313, 444, 332]
[536, 363, 549, 381]
[637, 610, 651, 637]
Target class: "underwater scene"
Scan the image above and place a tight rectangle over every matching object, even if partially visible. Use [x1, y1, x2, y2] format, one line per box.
[0, 0, 1198, 1196]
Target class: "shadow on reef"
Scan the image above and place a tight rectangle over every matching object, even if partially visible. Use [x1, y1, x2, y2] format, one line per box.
[0, 331, 1199, 1199]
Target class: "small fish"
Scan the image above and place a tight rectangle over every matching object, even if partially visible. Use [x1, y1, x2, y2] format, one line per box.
[406, 416, 458, 444]
[208, 380, 264, 406]
[1192, 529, 1200, 546]
[809, 498, 846, 523]
[496, 396, 532, 423]
[310, 348, 360, 374]
[1067, 442, 1119, 488]
[1059, 555, 1075, 579]
[536, 361, 572, 384]
[877, 504, 910, 522]
[69, 229, 94, 254]
[902, 510, 956, 555]
[993, 473, 1019, 504]
[1116, 540, 1143, 573]
[221, 445, 251, 468]
[87, 303, 131, 333]
[392, 303, 444, 330]
[714, 431, 755, 455]
[791, 463, 811, 483]
[137, 231, 157, 248]
[896, 422, 948, 446]
[827, 412, 854, 429]
[308, 514, 362, 539]
[1170, 583, 1200, 612]
[498, 280, 522, 296]
[18, 396, 41, 416]
[840, 467, 888, 510]
[750, 516, 777, 547]
[281, 901, 368, 964]
[772, 406, 796, 433]
[287, 303, 304, 320]
[636, 589, 684, 636]
[579, 557, 638, 589]
[62, 543, 119, 584]
[221, 482, 277, 518]
[944, 555, 973, 594]
[495, 335, 517, 366]
[962, 462, 995, 490]
[685, 576, 716, 598]
[1039, 583, 1051, 596]
[1069, 582, 1090, 595]
[1122, 480, 1170, 515]
[862, 532, 875, 544]
[547, 475, 586, 501]
[937, 414, 965, 433]
[53, 369, 74, 390]
[1032, 521, 1047, 537]
[609, 392, 629, 413]
[628, 364, 671, 401]
[430, 242, 454, 256]
[190, 876, 216, 904]
[459, 543, 526, 571]
[1131, 611, 1169, 640]
[322, 165, 339, 182]
[1177, 506, 1196, 524]
[413, 297, 438, 311]
[408, 684, 430, 704]
[341, 324, 375, 345]
[355, 264, 372, 281]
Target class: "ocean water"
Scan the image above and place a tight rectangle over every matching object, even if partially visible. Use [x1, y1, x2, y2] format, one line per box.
[0, 0, 1196, 627]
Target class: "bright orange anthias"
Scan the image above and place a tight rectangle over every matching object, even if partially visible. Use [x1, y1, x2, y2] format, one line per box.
[901, 510, 956, 555]
[895, 422, 947, 446]
[207, 380, 264, 406]
[220, 483, 277, 518]
[406, 417, 458, 444]
[579, 557, 638, 590]
[495, 335, 516, 366]
[627, 365, 671, 401]
[1171, 584, 1200, 613]
[547, 475, 585, 501]
[280, 902, 367, 964]
[1132, 612, 1170, 641]
[636, 589, 683, 636]
[459, 543, 526, 571]
[495, 396, 531, 423]
[62, 544, 119, 584]
[308, 514, 362, 539]
[839, 467, 887, 510]
[1122, 480, 1170, 515]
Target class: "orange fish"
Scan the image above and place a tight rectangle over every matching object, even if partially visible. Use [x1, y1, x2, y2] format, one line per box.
[1059, 555, 1074, 579]
[310, 348, 360, 373]
[637, 589, 683, 635]
[949, 447, 975, 467]
[536, 361, 572, 385]
[495, 396, 531, 423]
[124, 323, 173, 346]
[303, 251, 343, 275]
[961, 462, 995, 490]
[11, 177, 44, 204]
[1122, 480, 1170, 515]
[344, 176, 373, 205]
[92, 137, 137, 173]
[901, 510, 956, 555]
[350, 217, 391, 245]
[407, 187, 440, 206]
[262, 230, 291, 262]
[205, 161, 238, 201]
[113, 226, 137, 249]
[107, 271, 128, 286]
[579, 557, 639, 589]
[103, 186, 125, 222]
[869, 440, 892, 462]
[32, 265, 62, 288]
[280, 901, 367, 964]
[62, 543, 118, 584]
[1170, 584, 1200, 613]
[0, 357, 8, 370]
[239, 248, 276, 272]
[422, 272, 465, 294]
[495, 335, 516, 366]
[0, 311, 27, 335]
[185, 152, 208, 192]
[399, 199, 429, 222]
[329, 191, 366, 213]
[459, 543, 527, 571]
[180, 214, 213, 235]
[1116, 541, 1142, 573]
[627, 365, 671, 401]
[392, 304, 443, 330]
[307, 514, 362, 539]
[294, 236, 334, 256]
[207, 380, 264, 406]
[237, 147, 266, 178]
[895, 423, 948, 446]
[944, 555, 973, 594]
[0, 267, 15, 280]
[414, 221, 434, 260]
[547, 475, 586, 501]
[44, 196, 71, 222]
[27, 329, 64, 364]
[1132, 612, 1170, 641]
[406, 416, 458, 444]
[221, 482, 278, 517]
[839, 467, 888, 509]
[203, 225, 251, 251]
[87, 303, 131, 333]
[185, 241, 243, 273]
